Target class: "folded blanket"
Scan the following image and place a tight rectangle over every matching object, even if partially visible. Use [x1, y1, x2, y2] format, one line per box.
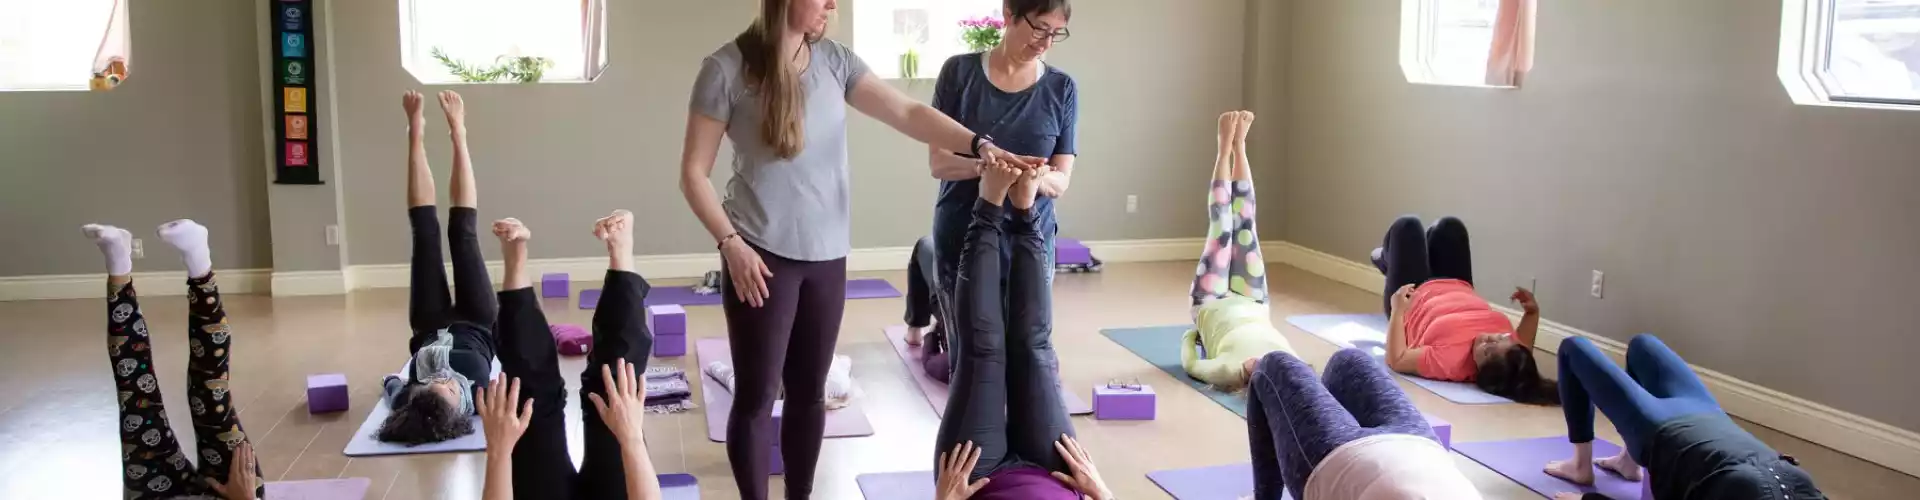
[704, 354, 861, 410]
[644, 365, 695, 414]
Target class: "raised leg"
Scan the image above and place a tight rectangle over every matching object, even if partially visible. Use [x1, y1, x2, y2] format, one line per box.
[1004, 173, 1074, 474]
[1624, 334, 1715, 404]
[579, 211, 653, 500]
[1320, 349, 1435, 440]
[1190, 112, 1242, 309]
[490, 219, 579, 500]
[1381, 216, 1432, 315]
[934, 168, 1021, 481]
[1425, 217, 1474, 285]
[1248, 351, 1367, 500]
[88, 224, 202, 499]
[722, 243, 806, 500]
[158, 221, 262, 499]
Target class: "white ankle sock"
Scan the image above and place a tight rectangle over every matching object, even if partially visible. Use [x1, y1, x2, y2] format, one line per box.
[158, 219, 212, 278]
[83, 224, 135, 276]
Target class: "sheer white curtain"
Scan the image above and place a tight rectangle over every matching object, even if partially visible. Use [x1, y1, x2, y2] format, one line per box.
[0, 0, 125, 90]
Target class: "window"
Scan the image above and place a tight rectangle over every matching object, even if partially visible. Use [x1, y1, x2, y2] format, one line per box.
[1780, 0, 1920, 107]
[1398, 0, 1532, 87]
[852, 0, 1001, 80]
[0, 0, 130, 91]
[398, 0, 607, 84]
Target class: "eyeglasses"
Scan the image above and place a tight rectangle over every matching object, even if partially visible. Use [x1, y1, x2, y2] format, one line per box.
[1019, 16, 1070, 43]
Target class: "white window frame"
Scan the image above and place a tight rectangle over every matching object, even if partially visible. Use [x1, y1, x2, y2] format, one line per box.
[396, 0, 608, 85]
[1398, 0, 1512, 89]
[852, 0, 1002, 81]
[1778, 0, 1920, 110]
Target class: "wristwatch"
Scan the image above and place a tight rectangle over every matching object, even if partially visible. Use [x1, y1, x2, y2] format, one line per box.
[970, 133, 995, 158]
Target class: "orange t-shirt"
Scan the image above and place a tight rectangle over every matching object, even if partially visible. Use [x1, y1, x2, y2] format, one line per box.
[1404, 279, 1513, 382]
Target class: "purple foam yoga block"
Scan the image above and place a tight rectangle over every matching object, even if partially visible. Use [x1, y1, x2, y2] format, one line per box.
[579, 289, 601, 310]
[647, 304, 687, 336]
[1092, 384, 1156, 420]
[306, 373, 349, 413]
[1424, 413, 1453, 450]
[1056, 238, 1092, 265]
[541, 273, 569, 298]
[654, 333, 687, 357]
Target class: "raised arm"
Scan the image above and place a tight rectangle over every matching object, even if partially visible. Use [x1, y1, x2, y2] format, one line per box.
[1385, 285, 1423, 375]
[1511, 287, 1541, 347]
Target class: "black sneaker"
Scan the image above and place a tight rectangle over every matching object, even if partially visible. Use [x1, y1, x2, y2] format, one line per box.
[1370, 247, 1387, 274]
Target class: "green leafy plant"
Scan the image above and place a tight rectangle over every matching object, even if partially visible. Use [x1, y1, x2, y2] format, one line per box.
[959, 16, 1004, 53]
[431, 47, 554, 83]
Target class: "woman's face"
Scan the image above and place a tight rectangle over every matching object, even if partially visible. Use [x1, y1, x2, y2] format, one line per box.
[429, 379, 460, 404]
[1001, 9, 1069, 63]
[1471, 333, 1515, 366]
[786, 0, 836, 39]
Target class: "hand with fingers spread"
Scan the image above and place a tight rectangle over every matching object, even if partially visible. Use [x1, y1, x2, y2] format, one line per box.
[1050, 435, 1113, 500]
[935, 441, 992, 500]
[588, 359, 649, 445]
[206, 442, 261, 500]
[476, 374, 534, 455]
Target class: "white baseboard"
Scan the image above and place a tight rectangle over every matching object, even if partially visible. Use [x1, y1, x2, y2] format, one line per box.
[270, 270, 349, 296]
[1265, 240, 1920, 478]
[0, 269, 271, 301]
[342, 237, 1205, 291]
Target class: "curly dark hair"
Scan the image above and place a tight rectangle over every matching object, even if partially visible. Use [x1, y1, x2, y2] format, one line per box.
[1475, 344, 1561, 405]
[1006, 0, 1071, 21]
[376, 385, 474, 446]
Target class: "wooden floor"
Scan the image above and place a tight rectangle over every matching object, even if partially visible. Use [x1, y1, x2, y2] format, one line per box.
[0, 261, 1911, 499]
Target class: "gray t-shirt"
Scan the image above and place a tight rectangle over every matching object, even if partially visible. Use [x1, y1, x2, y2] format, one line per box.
[691, 40, 869, 261]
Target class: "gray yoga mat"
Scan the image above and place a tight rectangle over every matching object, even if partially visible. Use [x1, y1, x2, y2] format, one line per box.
[1285, 314, 1515, 404]
[342, 360, 502, 456]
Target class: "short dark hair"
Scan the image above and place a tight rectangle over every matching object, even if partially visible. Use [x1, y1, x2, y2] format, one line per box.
[1475, 345, 1561, 406]
[376, 386, 474, 446]
[1006, 0, 1071, 22]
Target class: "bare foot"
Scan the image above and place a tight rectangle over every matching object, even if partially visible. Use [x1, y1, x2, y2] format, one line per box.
[438, 90, 466, 133]
[1597, 452, 1643, 481]
[1217, 111, 1236, 153]
[492, 218, 531, 244]
[906, 326, 926, 346]
[1009, 167, 1041, 210]
[403, 91, 426, 131]
[979, 162, 1019, 205]
[594, 210, 634, 271]
[1545, 458, 1595, 486]
[1233, 111, 1254, 146]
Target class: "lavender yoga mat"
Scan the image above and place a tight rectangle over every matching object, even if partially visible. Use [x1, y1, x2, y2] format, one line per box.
[644, 279, 902, 307]
[884, 325, 1093, 417]
[1284, 314, 1515, 405]
[1146, 463, 1286, 500]
[1454, 437, 1647, 499]
[856, 471, 935, 499]
[264, 478, 372, 500]
[343, 360, 503, 456]
[660, 473, 701, 500]
[696, 338, 875, 442]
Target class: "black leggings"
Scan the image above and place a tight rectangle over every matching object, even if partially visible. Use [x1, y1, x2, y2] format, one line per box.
[497, 270, 653, 500]
[904, 235, 945, 347]
[933, 200, 1075, 480]
[1379, 215, 1474, 314]
[408, 206, 497, 336]
[721, 241, 848, 500]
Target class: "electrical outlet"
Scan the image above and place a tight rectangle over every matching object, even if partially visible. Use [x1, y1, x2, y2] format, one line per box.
[1590, 270, 1605, 298]
[325, 224, 340, 246]
[131, 238, 144, 259]
[1126, 195, 1139, 214]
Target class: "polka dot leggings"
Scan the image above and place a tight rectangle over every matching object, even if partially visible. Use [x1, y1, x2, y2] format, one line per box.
[1191, 179, 1267, 308]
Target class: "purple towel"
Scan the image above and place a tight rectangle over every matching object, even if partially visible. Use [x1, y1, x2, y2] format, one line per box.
[644, 366, 695, 414]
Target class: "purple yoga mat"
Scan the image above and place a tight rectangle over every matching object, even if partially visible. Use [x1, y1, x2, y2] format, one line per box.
[856, 471, 935, 499]
[1453, 437, 1647, 499]
[1147, 463, 1284, 500]
[660, 473, 701, 500]
[646, 279, 901, 307]
[696, 338, 875, 442]
[264, 478, 372, 500]
[884, 325, 1093, 416]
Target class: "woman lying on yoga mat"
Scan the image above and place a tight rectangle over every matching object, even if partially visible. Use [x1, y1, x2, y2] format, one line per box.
[379, 90, 496, 446]
[474, 213, 665, 500]
[83, 219, 263, 500]
[1246, 349, 1480, 500]
[932, 161, 1110, 500]
[1543, 334, 1823, 500]
[1376, 215, 1559, 405]
[1182, 111, 1295, 390]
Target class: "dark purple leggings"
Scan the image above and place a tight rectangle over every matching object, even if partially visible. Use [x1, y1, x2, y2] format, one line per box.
[721, 242, 848, 500]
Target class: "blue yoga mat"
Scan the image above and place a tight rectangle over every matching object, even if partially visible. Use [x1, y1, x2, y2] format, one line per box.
[1285, 314, 1514, 405]
[1101, 325, 1249, 418]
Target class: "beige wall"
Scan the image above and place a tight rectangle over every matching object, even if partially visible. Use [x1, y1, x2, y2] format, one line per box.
[325, 0, 1252, 266]
[1279, 0, 1920, 430]
[0, 0, 271, 276]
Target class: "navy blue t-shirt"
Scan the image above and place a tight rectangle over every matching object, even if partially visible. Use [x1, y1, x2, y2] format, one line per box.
[929, 53, 1078, 288]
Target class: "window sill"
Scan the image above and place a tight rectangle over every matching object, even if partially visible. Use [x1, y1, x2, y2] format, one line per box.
[1403, 81, 1519, 90]
[1787, 98, 1920, 112]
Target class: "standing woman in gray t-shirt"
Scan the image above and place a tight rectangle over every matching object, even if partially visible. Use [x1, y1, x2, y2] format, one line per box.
[678, 1, 1041, 499]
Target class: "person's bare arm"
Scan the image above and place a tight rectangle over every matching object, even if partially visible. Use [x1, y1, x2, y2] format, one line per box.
[1511, 287, 1541, 347]
[1037, 154, 1075, 197]
[849, 74, 979, 153]
[929, 146, 982, 181]
[679, 112, 734, 244]
[1385, 284, 1423, 375]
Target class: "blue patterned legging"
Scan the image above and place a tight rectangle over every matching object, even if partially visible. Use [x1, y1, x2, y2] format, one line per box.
[1191, 180, 1267, 308]
[1245, 349, 1438, 500]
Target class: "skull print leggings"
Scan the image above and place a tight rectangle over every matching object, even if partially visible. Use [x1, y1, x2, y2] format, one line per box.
[108, 274, 264, 499]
